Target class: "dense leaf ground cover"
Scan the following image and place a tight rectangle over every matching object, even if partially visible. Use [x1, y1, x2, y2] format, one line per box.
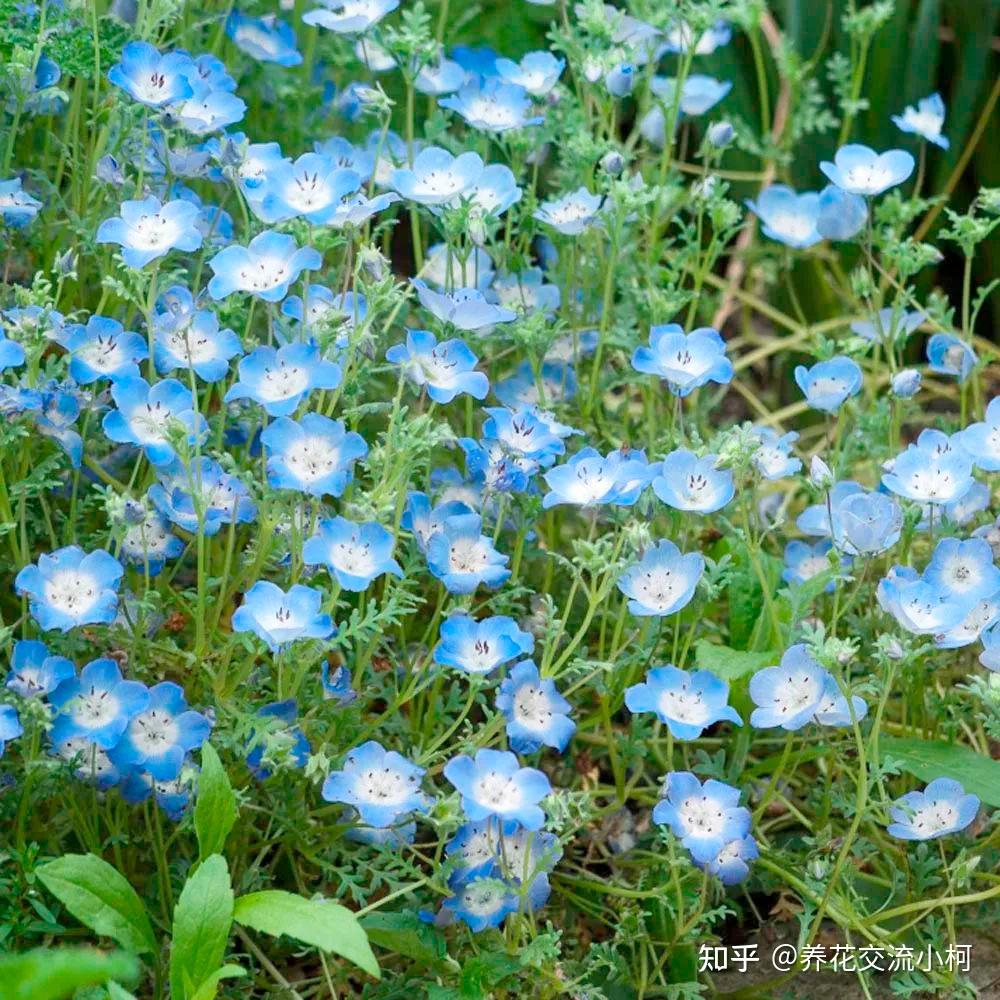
[1, 1, 1000, 998]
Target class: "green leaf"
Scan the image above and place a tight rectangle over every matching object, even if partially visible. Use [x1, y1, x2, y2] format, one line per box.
[694, 640, 775, 682]
[36, 854, 157, 956]
[188, 965, 245, 1000]
[360, 911, 447, 967]
[0, 947, 139, 1000]
[170, 854, 234, 1000]
[194, 743, 238, 861]
[460, 953, 520, 998]
[233, 890, 379, 980]
[878, 737, 1000, 808]
[107, 985, 138, 1000]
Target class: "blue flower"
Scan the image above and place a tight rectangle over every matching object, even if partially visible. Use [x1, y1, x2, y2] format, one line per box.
[402, 493, 476, 552]
[631, 324, 733, 396]
[663, 19, 732, 55]
[107, 42, 194, 107]
[626, 666, 741, 740]
[782, 540, 845, 592]
[813, 673, 869, 727]
[260, 413, 368, 496]
[0, 177, 42, 228]
[303, 516, 403, 591]
[154, 306, 242, 382]
[663, 75, 732, 115]
[882, 441, 974, 506]
[35, 381, 84, 467]
[6, 640, 75, 698]
[246, 700, 310, 780]
[979, 624, 1000, 672]
[960, 397, 1000, 471]
[892, 93, 949, 149]
[751, 427, 802, 480]
[496, 660, 575, 753]
[322, 740, 428, 828]
[387, 329, 489, 403]
[411, 279, 516, 331]
[837, 491, 903, 556]
[877, 566, 967, 635]
[108, 681, 211, 780]
[495, 51, 564, 97]
[851, 308, 923, 344]
[426, 513, 510, 594]
[604, 63, 636, 98]
[0, 335, 25, 371]
[64, 316, 147, 384]
[226, 12, 303, 66]
[652, 772, 751, 864]
[208, 230, 321, 302]
[533, 188, 603, 236]
[102, 377, 204, 467]
[927, 333, 977, 382]
[121, 507, 185, 574]
[150, 457, 256, 535]
[794, 357, 863, 413]
[541, 446, 651, 509]
[96, 197, 203, 269]
[15, 546, 123, 632]
[282, 286, 366, 342]
[749, 645, 828, 731]
[178, 87, 247, 134]
[120, 771, 194, 820]
[444, 748, 552, 830]
[434, 614, 534, 674]
[440, 79, 543, 132]
[745, 185, 821, 249]
[414, 57, 464, 95]
[924, 537, 1000, 606]
[49, 658, 149, 749]
[820, 144, 915, 196]
[303, 0, 399, 33]
[703, 835, 759, 885]
[255, 153, 360, 224]
[0, 705, 23, 757]
[491, 268, 561, 317]
[392, 147, 483, 205]
[815, 185, 868, 241]
[321, 663, 357, 705]
[495, 360, 577, 408]
[440, 878, 519, 932]
[225, 342, 341, 416]
[653, 449, 734, 513]
[232, 582, 335, 652]
[617, 540, 704, 617]
[887, 778, 979, 841]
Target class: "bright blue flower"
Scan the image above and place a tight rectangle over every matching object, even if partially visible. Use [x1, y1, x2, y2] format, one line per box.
[782, 540, 845, 592]
[877, 566, 967, 634]
[154, 306, 242, 383]
[321, 663, 357, 705]
[444, 748, 551, 830]
[652, 772, 750, 864]
[483, 406, 568, 468]
[176, 88, 246, 134]
[960, 397, 1000, 471]
[260, 413, 367, 496]
[120, 770, 194, 820]
[851, 308, 923, 344]
[208, 230, 321, 302]
[426, 513, 510, 594]
[495, 360, 577, 408]
[491, 268, 561, 317]
[434, 614, 534, 675]
[836, 491, 903, 556]
[924, 537, 1000, 606]
[745, 185, 821, 249]
[653, 449, 734, 513]
[495, 51, 564, 96]
[226, 12, 303, 65]
[15, 546, 123, 633]
[108, 681, 211, 780]
[887, 778, 979, 841]
[49, 658, 149, 749]
[752, 427, 801, 480]
[107, 42, 194, 107]
[102, 376, 204, 466]
[749, 644, 827, 731]
[121, 507, 185, 574]
[35, 381, 84, 467]
[6, 640, 75, 699]
[459, 438, 531, 494]
[322, 739, 427, 827]
[816, 184, 868, 241]
[541, 446, 650, 509]
[496, 660, 575, 754]
[392, 146, 483, 205]
[403, 493, 475, 551]
[617, 540, 704, 617]
[794, 356, 863, 413]
[0, 335, 24, 371]
[232, 582, 335, 652]
[820, 144, 915, 196]
[0, 705, 23, 757]
[387, 329, 489, 403]
[225, 342, 341, 416]
[97, 197, 203, 268]
[813, 673, 868, 727]
[892, 93, 949, 149]
[703, 835, 758, 885]
[440, 78, 543, 132]
[928, 333, 977, 382]
[303, 0, 399, 33]
[631, 324, 733, 396]
[412, 278, 516, 330]
[149, 457, 256, 535]
[882, 440, 975, 506]
[64, 316, 147, 384]
[246, 700, 310, 780]
[440, 878, 519, 932]
[0, 177, 42, 228]
[626, 666, 741, 740]
[255, 153, 360, 224]
[303, 516, 403, 591]
[414, 57, 464, 95]
[533, 187, 603, 236]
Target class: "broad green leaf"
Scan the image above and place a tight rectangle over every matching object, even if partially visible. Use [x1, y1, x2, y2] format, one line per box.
[0, 947, 139, 1000]
[878, 736, 1000, 808]
[233, 890, 379, 979]
[694, 640, 775, 682]
[194, 743, 238, 861]
[360, 911, 447, 967]
[36, 854, 157, 956]
[170, 854, 234, 1000]
[460, 953, 520, 998]
[189, 965, 245, 1000]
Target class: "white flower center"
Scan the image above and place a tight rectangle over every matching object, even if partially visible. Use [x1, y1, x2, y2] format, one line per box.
[912, 802, 957, 835]
[239, 256, 290, 291]
[772, 671, 822, 716]
[474, 771, 521, 810]
[43, 570, 99, 615]
[513, 684, 554, 730]
[259, 362, 309, 401]
[658, 685, 709, 724]
[678, 795, 726, 837]
[285, 437, 339, 481]
[357, 766, 415, 805]
[449, 538, 490, 574]
[131, 708, 180, 754]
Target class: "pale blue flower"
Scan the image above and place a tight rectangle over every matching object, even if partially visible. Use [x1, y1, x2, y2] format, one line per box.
[64, 316, 147, 384]
[496, 52, 564, 97]
[794, 356, 863, 413]
[0, 177, 42, 227]
[746, 185, 821, 249]
[96, 197, 202, 268]
[960, 397, 1000, 471]
[877, 567, 967, 634]
[541, 447, 651, 508]
[107, 42, 194, 107]
[303, 0, 399, 34]
[927, 333, 977, 382]
[816, 185, 867, 241]
[414, 57, 464, 95]
[496, 660, 575, 753]
[444, 748, 552, 830]
[882, 441, 975, 506]
[260, 413, 368, 496]
[703, 835, 758, 885]
[224, 342, 341, 415]
[226, 12, 303, 66]
[49, 659, 148, 749]
[820, 144, 915, 196]
[782, 540, 845, 592]
[626, 666, 741, 740]
[153, 307, 242, 383]
[749, 644, 827, 731]
[207, 230, 321, 302]
[6, 640, 75, 699]
[617, 540, 704, 617]
[851, 308, 923, 345]
[232, 582, 335, 652]
[887, 779, 978, 841]
[434, 614, 534, 675]
[751, 427, 801, 480]
[411, 278, 516, 331]
[303, 516, 403, 591]
[533, 187, 603, 236]
[490, 268, 560, 317]
[426, 513, 510, 594]
[631, 324, 733, 396]
[440, 79, 543, 132]
[0, 705, 23, 757]
[392, 147, 483, 205]
[653, 450, 734, 513]
[386, 329, 489, 403]
[102, 377, 204, 467]
[892, 93, 949, 149]
[256, 153, 360, 224]
[924, 537, 1000, 606]
[652, 772, 750, 863]
[149, 457, 256, 536]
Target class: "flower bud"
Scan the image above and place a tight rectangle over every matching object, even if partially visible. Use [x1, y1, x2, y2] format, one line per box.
[600, 150, 624, 176]
[891, 369, 921, 398]
[707, 121, 733, 147]
[809, 455, 833, 489]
